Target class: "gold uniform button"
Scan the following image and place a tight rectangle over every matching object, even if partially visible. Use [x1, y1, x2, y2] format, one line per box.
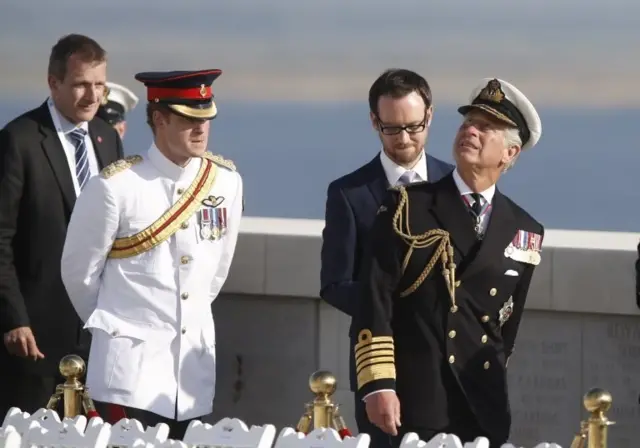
[180, 222, 189, 229]
[180, 255, 190, 264]
[449, 355, 455, 364]
[181, 327, 187, 334]
[484, 361, 490, 370]
[448, 330, 456, 339]
[450, 305, 458, 313]
[181, 292, 189, 300]
[481, 315, 490, 323]
[489, 288, 497, 296]
[481, 335, 488, 344]
[177, 188, 185, 195]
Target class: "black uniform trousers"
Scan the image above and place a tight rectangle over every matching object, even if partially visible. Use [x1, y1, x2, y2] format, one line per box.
[93, 400, 194, 441]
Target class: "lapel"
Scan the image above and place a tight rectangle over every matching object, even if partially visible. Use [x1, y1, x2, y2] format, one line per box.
[461, 188, 518, 280]
[37, 103, 77, 212]
[88, 120, 107, 169]
[431, 173, 478, 258]
[366, 155, 389, 206]
[426, 154, 443, 182]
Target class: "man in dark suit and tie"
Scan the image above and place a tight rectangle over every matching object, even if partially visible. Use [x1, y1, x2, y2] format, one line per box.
[0, 34, 123, 416]
[320, 69, 453, 446]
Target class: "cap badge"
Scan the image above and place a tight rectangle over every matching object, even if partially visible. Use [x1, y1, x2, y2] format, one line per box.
[101, 85, 110, 106]
[200, 84, 207, 98]
[478, 79, 505, 104]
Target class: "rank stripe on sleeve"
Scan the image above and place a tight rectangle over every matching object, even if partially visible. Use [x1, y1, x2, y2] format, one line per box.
[354, 329, 396, 389]
[108, 158, 218, 259]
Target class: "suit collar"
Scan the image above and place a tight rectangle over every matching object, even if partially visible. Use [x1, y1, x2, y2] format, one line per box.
[462, 189, 517, 278]
[38, 102, 77, 212]
[366, 155, 389, 206]
[37, 101, 114, 213]
[432, 173, 478, 257]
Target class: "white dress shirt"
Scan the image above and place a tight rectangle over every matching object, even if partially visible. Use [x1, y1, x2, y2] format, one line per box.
[47, 98, 100, 196]
[379, 148, 428, 186]
[61, 144, 243, 420]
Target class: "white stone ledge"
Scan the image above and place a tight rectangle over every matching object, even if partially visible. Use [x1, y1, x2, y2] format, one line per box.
[223, 217, 640, 316]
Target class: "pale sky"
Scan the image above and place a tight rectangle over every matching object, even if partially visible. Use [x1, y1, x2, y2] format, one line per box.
[1, 0, 638, 107]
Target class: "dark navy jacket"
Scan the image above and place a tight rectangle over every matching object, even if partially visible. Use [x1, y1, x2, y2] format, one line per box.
[320, 152, 454, 391]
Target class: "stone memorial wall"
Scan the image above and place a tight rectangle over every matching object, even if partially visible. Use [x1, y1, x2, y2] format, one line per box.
[208, 217, 640, 447]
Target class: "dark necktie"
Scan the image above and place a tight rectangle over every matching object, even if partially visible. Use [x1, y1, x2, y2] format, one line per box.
[470, 193, 483, 217]
[69, 128, 89, 190]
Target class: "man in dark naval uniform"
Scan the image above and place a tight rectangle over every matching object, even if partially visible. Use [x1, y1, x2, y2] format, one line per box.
[353, 78, 544, 447]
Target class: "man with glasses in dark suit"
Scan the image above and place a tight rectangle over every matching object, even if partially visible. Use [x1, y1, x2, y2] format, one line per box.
[320, 69, 453, 447]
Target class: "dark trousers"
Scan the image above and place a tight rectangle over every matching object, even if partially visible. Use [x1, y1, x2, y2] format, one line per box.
[354, 393, 393, 448]
[94, 400, 194, 441]
[0, 373, 59, 419]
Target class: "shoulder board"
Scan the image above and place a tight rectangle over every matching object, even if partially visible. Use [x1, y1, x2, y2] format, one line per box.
[100, 155, 143, 179]
[203, 152, 236, 171]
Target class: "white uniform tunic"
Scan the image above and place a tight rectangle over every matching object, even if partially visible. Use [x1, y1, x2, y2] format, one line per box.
[61, 144, 243, 421]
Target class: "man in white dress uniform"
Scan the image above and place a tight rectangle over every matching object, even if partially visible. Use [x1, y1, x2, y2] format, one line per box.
[60, 69, 243, 439]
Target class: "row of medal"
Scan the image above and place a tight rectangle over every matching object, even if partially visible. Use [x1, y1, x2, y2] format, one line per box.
[198, 207, 228, 240]
[504, 230, 542, 265]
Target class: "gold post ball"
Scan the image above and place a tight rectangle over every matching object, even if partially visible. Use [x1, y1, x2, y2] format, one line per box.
[59, 354, 86, 379]
[309, 370, 337, 396]
[583, 388, 613, 413]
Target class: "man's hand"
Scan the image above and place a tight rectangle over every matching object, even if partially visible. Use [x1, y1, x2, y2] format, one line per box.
[3, 327, 45, 360]
[365, 390, 401, 435]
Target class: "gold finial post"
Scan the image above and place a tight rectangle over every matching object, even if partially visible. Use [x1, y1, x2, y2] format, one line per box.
[296, 371, 353, 438]
[309, 370, 337, 429]
[58, 354, 87, 418]
[583, 388, 614, 448]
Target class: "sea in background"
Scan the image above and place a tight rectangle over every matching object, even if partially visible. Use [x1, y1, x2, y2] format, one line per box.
[1, 0, 639, 233]
[1, 100, 638, 233]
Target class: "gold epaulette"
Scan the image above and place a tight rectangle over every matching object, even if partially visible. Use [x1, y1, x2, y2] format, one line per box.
[100, 155, 143, 179]
[203, 152, 236, 171]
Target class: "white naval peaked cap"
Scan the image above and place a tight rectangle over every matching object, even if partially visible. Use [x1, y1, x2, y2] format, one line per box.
[105, 81, 139, 113]
[458, 78, 542, 151]
[97, 82, 139, 125]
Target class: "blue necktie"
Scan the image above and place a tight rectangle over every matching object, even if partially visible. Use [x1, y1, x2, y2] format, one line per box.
[69, 128, 89, 190]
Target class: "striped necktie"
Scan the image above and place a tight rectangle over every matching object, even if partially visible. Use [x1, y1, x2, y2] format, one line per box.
[69, 128, 89, 190]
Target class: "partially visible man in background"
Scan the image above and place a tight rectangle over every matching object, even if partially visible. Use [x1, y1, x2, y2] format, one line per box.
[96, 81, 139, 140]
[319, 68, 453, 446]
[0, 34, 123, 417]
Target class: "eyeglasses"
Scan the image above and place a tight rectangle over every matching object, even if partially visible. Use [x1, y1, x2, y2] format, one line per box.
[376, 113, 428, 136]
